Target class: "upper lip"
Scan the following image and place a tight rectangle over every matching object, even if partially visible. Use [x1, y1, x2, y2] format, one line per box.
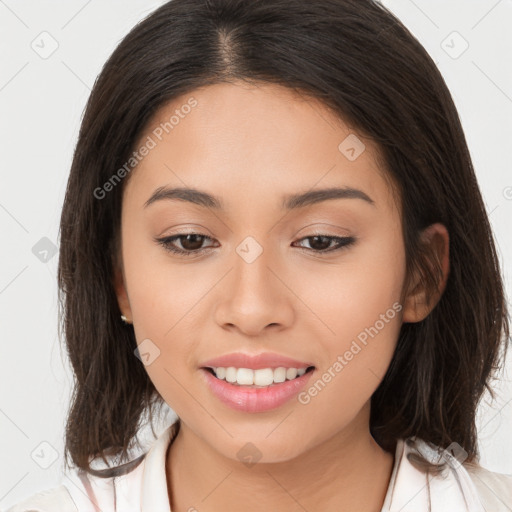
[200, 352, 315, 370]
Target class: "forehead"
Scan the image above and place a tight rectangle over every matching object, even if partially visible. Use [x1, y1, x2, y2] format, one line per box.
[125, 81, 397, 216]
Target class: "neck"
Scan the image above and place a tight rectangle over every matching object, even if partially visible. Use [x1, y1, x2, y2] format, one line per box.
[166, 405, 394, 512]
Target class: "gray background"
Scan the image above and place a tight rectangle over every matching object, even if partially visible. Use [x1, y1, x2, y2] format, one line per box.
[1, 0, 511, 508]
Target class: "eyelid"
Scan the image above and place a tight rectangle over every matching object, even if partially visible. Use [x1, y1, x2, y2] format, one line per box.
[295, 221, 353, 237]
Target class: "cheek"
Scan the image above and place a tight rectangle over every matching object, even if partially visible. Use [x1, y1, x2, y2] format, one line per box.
[122, 230, 209, 335]
[294, 281, 403, 441]
[294, 228, 405, 342]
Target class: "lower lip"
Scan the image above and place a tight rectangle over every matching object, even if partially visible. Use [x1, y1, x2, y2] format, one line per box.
[200, 368, 315, 413]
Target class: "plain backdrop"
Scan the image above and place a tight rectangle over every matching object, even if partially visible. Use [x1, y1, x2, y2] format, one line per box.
[1, 0, 511, 509]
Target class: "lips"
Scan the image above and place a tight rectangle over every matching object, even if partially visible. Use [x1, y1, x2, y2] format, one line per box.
[200, 352, 315, 370]
[200, 365, 315, 412]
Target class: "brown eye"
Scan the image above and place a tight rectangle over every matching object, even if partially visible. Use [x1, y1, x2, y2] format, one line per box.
[293, 235, 356, 254]
[176, 234, 207, 251]
[156, 233, 217, 257]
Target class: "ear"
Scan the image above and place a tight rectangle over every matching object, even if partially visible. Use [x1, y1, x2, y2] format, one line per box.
[402, 223, 450, 323]
[112, 252, 133, 322]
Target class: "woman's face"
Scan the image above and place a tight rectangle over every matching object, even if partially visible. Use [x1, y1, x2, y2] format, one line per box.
[114, 81, 411, 462]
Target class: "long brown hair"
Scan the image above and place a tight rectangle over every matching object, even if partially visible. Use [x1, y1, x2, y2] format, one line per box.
[58, 0, 510, 477]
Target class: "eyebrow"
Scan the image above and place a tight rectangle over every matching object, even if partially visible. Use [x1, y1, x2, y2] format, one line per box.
[143, 186, 375, 210]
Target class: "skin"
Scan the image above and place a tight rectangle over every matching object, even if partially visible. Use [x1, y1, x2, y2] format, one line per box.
[113, 81, 449, 511]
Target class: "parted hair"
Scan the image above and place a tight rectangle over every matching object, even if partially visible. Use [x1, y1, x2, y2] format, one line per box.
[57, 0, 510, 477]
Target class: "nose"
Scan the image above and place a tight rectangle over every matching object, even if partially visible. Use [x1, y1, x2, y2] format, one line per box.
[214, 243, 295, 337]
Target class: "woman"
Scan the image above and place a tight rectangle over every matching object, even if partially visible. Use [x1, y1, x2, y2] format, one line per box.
[7, 0, 512, 510]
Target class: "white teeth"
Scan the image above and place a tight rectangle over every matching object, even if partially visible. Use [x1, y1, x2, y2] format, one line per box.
[273, 367, 286, 383]
[254, 368, 273, 386]
[225, 367, 237, 383]
[215, 367, 226, 380]
[211, 366, 311, 386]
[286, 368, 298, 380]
[236, 368, 254, 385]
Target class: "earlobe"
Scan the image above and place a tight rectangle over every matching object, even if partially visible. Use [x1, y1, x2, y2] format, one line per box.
[112, 259, 132, 322]
[402, 223, 450, 323]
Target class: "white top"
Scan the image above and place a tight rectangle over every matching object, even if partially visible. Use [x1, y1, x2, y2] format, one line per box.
[6, 420, 512, 512]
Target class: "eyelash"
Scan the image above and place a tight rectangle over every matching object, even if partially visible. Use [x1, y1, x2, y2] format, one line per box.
[155, 233, 356, 258]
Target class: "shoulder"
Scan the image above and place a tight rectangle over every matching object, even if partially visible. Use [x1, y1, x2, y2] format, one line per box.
[3, 421, 178, 512]
[4, 484, 78, 512]
[464, 462, 512, 510]
[3, 459, 144, 512]
[388, 437, 512, 511]
[4, 460, 145, 512]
